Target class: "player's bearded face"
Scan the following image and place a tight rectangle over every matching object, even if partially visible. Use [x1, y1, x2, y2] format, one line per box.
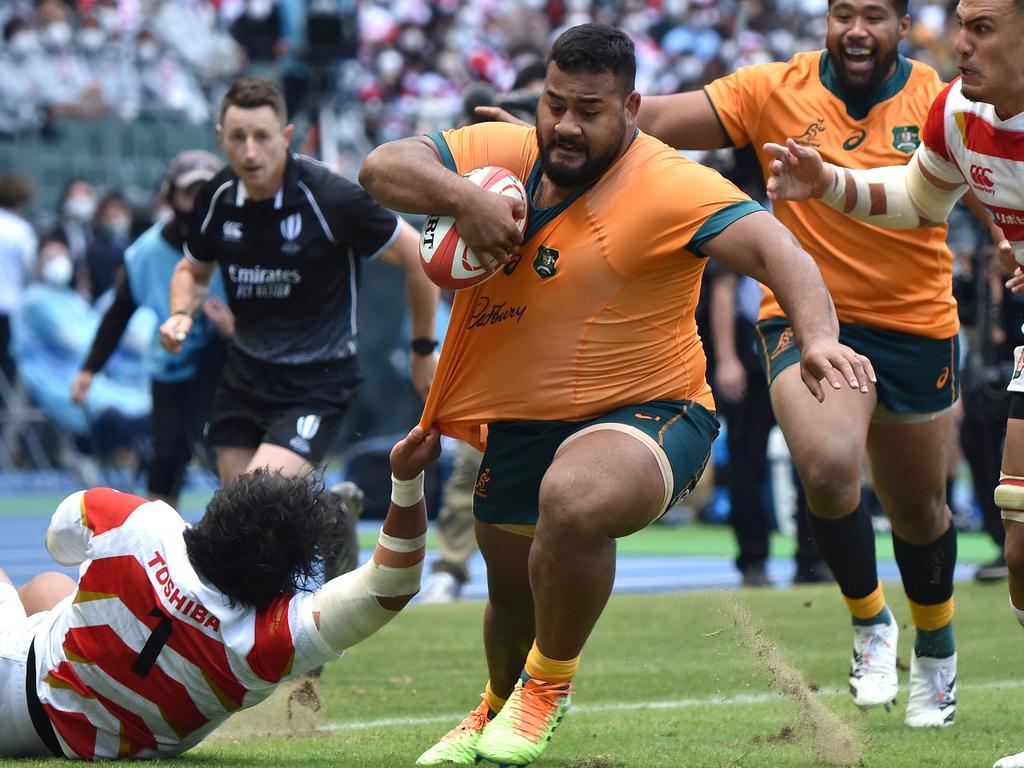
[826, 1, 907, 96]
[536, 67, 632, 189]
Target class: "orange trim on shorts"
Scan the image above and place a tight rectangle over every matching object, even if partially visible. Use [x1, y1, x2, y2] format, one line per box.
[494, 523, 536, 538]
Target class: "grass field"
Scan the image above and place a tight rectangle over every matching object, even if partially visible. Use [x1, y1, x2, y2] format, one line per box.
[4, 579, 1020, 768]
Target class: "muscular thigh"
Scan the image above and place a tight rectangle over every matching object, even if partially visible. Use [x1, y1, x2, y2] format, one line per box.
[473, 401, 719, 530]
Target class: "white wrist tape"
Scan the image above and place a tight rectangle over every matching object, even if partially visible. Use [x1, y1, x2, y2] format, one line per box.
[391, 472, 424, 507]
[313, 530, 425, 651]
[1011, 597, 1024, 626]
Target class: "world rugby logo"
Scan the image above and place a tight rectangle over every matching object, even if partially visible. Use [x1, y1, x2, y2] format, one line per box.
[281, 213, 302, 241]
[296, 414, 320, 439]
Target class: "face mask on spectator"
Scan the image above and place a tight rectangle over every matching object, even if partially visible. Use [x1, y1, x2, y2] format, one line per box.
[247, 0, 274, 20]
[64, 195, 97, 223]
[104, 213, 131, 236]
[78, 27, 105, 52]
[9, 30, 40, 56]
[98, 7, 120, 31]
[40, 253, 73, 287]
[137, 41, 159, 62]
[43, 21, 73, 49]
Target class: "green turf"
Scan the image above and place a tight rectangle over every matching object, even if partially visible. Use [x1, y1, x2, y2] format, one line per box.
[2, 581, 1020, 767]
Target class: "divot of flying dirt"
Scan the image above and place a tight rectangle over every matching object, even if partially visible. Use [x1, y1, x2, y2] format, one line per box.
[723, 596, 862, 765]
[204, 676, 324, 744]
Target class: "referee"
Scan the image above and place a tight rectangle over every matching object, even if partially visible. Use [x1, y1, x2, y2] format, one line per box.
[159, 77, 438, 485]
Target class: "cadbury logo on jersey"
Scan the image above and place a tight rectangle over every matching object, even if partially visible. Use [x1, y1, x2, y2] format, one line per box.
[147, 551, 221, 630]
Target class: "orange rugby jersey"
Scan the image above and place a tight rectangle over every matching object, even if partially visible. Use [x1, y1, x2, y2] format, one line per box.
[704, 50, 958, 338]
[420, 122, 762, 448]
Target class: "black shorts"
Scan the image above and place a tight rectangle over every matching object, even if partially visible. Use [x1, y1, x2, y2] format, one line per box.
[207, 346, 362, 463]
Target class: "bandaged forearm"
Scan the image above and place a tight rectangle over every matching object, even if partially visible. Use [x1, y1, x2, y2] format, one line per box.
[313, 527, 427, 651]
[817, 151, 964, 229]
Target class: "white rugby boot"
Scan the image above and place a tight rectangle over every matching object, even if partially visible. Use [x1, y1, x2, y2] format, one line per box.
[905, 652, 956, 727]
[849, 619, 899, 710]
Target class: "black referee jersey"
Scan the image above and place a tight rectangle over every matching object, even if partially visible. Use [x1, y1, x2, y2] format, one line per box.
[186, 153, 401, 365]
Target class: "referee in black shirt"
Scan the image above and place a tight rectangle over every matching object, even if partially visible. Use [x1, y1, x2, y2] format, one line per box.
[159, 77, 439, 485]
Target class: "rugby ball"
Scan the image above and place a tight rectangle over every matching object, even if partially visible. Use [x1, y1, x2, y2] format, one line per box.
[418, 166, 527, 291]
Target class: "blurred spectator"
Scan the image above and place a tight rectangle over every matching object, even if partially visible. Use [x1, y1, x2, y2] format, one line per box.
[230, 0, 285, 65]
[33, 0, 108, 118]
[85, 190, 133, 301]
[151, 0, 245, 82]
[0, 172, 37, 398]
[51, 179, 98, 297]
[0, 16, 48, 135]
[132, 27, 212, 124]
[76, 12, 141, 122]
[11, 236, 152, 467]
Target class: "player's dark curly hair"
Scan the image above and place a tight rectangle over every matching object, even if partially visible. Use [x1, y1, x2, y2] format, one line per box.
[183, 469, 347, 609]
[548, 23, 636, 94]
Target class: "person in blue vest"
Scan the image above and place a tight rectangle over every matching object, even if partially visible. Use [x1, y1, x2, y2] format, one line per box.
[71, 150, 233, 507]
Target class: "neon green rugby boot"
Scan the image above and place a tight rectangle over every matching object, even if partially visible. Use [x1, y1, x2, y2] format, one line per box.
[475, 677, 572, 766]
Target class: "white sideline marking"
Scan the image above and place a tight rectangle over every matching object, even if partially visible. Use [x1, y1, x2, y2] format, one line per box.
[321, 677, 1024, 732]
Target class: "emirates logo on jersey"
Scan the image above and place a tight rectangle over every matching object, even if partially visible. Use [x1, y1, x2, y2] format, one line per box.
[970, 164, 995, 190]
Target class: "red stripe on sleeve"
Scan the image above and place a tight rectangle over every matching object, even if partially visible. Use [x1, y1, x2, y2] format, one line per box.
[921, 80, 955, 161]
[82, 489, 149, 535]
[246, 595, 296, 683]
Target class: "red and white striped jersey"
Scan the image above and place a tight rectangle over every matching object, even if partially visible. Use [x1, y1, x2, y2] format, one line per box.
[919, 77, 1024, 266]
[33, 489, 340, 759]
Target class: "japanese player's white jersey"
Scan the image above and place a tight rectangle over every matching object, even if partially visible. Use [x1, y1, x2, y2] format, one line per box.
[919, 77, 1024, 266]
[33, 489, 340, 759]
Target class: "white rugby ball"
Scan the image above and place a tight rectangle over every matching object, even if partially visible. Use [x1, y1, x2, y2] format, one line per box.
[418, 166, 527, 291]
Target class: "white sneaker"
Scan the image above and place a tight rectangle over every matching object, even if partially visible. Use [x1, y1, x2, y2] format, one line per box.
[849, 620, 899, 709]
[420, 571, 462, 604]
[995, 750, 1024, 767]
[905, 652, 956, 727]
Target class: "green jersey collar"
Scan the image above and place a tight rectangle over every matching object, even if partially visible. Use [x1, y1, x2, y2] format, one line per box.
[819, 50, 912, 120]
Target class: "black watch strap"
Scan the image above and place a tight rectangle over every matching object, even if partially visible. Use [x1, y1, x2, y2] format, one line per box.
[410, 337, 438, 355]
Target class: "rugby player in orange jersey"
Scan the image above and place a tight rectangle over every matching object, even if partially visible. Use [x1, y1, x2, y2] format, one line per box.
[638, 0, 1010, 727]
[759, 1, 1024, 761]
[360, 23, 873, 766]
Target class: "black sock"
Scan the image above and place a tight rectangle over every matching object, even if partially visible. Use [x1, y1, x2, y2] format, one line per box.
[892, 522, 957, 606]
[807, 503, 878, 599]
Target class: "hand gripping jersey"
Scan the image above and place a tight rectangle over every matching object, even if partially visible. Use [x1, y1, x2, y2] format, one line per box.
[704, 50, 958, 338]
[34, 489, 340, 759]
[918, 77, 1024, 268]
[420, 122, 763, 448]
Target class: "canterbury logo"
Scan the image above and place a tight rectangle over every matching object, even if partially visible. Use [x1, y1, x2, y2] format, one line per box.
[222, 221, 243, 240]
[280, 213, 302, 241]
[970, 164, 994, 188]
[770, 328, 795, 360]
[474, 467, 491, 498]
[295, 414, 321, 440]
[935, 367, 950, 389]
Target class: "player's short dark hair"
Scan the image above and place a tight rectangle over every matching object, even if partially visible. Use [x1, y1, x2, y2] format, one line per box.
[548, 23, 636, 94]
[184, 469, 347, 609]
[219, 76, 288, 126]
[828, 0, 908, 15]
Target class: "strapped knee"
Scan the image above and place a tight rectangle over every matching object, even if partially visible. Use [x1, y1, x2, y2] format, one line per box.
[995, 474, 1024, 523]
